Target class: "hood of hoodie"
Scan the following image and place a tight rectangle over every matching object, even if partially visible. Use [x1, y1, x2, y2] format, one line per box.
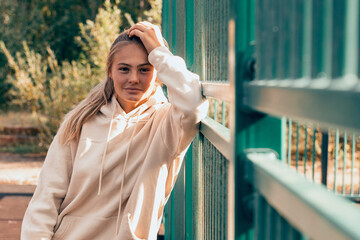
[100, 86, 168, 122]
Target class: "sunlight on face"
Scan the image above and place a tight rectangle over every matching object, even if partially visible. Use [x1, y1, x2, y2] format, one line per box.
[109, 43, 157, 113]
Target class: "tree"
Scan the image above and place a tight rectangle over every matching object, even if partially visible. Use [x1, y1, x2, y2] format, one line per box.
[0, 0, 162, 108]
[0, 0, 121, 148]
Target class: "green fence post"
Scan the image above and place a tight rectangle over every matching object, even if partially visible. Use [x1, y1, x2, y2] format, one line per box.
[185, 0, 195, 239]
[230, 0, 286, 239]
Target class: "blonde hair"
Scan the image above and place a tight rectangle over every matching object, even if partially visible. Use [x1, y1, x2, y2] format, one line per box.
[58, 31, 144, 144]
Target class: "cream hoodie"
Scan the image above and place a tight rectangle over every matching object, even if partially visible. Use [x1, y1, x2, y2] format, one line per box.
[21, 46, 208, 240]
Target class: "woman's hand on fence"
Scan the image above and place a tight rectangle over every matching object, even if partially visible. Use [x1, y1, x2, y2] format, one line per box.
[128, 21, 165, 54]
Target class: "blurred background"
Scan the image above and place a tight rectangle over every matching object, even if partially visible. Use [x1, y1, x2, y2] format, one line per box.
[0, 0, 162, 154]
[0, 1, 163, 238]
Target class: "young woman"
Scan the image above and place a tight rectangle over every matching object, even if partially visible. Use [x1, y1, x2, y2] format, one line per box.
[21, 22, 208, 239]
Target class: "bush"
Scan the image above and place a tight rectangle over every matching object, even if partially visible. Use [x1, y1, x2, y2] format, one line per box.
[0, 0, 121, 149]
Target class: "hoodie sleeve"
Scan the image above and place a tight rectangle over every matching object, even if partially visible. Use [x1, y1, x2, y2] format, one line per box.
[148, 46, 209, 157]
[21, 135, 76, 240]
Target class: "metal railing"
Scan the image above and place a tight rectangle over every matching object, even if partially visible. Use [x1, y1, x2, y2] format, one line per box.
[162, 0, 360, 239]
[162, 0, 232, 239]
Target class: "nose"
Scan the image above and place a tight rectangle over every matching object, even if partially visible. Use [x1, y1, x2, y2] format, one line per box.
[128, 71, 139, 84]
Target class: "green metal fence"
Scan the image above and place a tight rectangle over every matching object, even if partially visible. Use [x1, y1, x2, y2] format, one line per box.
[162, 0, 360, 239]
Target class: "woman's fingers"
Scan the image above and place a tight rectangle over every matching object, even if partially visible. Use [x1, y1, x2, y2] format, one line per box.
[129, 23, 148, 33]
[128, 29, 144, 39]
[128, 22, 165, 53]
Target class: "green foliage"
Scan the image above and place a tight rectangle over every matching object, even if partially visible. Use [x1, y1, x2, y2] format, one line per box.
[143, 0, 163, 25]
[0, 0, 163, 149]
[118, 0, 162, 28]
[0, 0, 121, 148]
[0, 0, 104, 108]
[76, 0, 121, 72]
[0, 0, 163, 108]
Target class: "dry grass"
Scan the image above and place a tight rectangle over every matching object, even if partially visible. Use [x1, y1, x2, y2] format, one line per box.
[0, 111, 46, 127]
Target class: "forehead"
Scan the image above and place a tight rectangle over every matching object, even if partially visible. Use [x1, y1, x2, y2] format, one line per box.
[112, 43, 149, 64]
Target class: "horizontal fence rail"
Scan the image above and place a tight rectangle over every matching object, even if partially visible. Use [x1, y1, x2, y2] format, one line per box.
[200, 117, 231, 160]
[245, 149, 360, 240]
[201, 82, 233, 103]
[243, 82, 360, 132]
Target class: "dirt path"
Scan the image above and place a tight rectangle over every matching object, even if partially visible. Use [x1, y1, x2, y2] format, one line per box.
[0, 153, 43, 239]
[0, 152, 44, 185]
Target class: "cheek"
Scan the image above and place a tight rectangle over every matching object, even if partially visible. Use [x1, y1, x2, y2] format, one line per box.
[143, 73, 156, 87]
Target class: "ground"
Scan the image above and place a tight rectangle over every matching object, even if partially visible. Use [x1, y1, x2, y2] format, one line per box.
[0, 153, 44, 239]
[0, 152, 44, 185]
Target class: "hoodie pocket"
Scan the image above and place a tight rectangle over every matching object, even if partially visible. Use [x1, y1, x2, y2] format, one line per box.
[52, 215, 117, 240]
[53, 215, 71, 239]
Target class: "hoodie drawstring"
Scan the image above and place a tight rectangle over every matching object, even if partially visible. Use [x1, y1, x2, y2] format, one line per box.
[98, 105, 117, 196]
[97, 101, 144, 234]
[115, 112, 141, 234]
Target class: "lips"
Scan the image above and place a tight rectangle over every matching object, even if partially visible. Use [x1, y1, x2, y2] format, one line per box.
[124, 88, 142, 93]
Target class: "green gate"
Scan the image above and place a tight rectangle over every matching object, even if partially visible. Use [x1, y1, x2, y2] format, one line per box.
[162, 0, 360, 239]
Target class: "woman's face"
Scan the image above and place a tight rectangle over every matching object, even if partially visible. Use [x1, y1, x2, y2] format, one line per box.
[109, 43, 156, 113]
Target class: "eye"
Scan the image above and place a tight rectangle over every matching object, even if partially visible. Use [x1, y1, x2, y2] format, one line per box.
[139, 68, 151, 73]
[118, 67, 129, 72]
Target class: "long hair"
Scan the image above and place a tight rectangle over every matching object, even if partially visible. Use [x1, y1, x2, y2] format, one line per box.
[58, 31, 144, 144]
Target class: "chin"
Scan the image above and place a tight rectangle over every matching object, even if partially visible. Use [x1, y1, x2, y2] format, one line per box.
[126, 96, 142, 102]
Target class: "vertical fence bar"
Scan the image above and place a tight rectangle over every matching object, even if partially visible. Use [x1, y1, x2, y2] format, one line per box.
[255, 0, 265, 80]
[310, 0, 325, 81]
[276, 0, 284, 80]
[304, 123, 308, 175]
[270, 0, 278, 80]
[185, 144, 193, 240]
[302, 0, 312, 79]
[214, 100, 218, 121]
[215, 146, 219, 240]
[203, 136, 208, 239]
[358, 136, 360, 195]
[334, 129, 339, 192]
[193, 133, 204, 239]
[323, 0, 332, 79]
[210, 115, 213, 234]
[311, 124, 317, 181]
[184, 0, 195, 238]
[280, 216, 288, 240]
[312, 125, 316, 181]
[295, 122, 300, 171]
[321, 131, 329, 186]
[265, 204, 271, 239]
[289, 0, 304, 80]
[344, 0, 359, 81]
[351, 133, 355, 195]
[262, 0, 271, 80]
[222, 102, 226, 126]
[281, 116, 287, 163]
[275, 212, 282, 240]
[342, 131, 347, 194]
[330, 0, 346, 81]
[288, 118, 292, 166]
[254, 194, 265, 240]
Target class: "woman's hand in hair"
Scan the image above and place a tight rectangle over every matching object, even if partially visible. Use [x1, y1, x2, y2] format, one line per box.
[128, 22, 166, 54]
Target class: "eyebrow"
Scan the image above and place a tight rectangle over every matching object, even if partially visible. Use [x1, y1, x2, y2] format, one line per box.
[116, 62, 152, 67]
